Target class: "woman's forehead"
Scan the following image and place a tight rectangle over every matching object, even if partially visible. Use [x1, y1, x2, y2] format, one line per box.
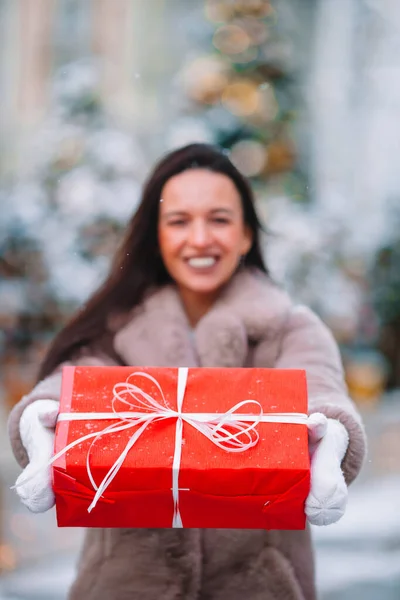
[160, 169, 241, 212]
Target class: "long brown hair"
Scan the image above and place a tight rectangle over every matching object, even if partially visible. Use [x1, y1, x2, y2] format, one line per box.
[38, 143, 268, 380]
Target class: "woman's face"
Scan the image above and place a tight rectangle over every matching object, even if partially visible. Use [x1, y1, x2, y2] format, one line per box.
[158, 168, 252, 300]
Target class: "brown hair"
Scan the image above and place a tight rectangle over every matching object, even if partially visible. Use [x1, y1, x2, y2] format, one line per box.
[38, 143, 268, 380]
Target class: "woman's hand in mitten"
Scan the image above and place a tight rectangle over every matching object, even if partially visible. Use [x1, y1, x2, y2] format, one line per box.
[14, 399, 59, 513]
[305, 412, 349, 526]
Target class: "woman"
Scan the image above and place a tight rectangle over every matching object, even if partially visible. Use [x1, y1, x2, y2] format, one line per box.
[9, 143, 366, 600]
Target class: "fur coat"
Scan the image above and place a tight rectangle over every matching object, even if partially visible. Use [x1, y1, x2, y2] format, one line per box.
[8, 269, 366, 600]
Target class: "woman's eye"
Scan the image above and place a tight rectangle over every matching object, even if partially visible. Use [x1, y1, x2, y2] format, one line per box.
[212, 217, 229, 224]
[168, 220, 186, 226]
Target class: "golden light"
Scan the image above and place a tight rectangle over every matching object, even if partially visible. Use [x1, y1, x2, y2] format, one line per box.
[345, 360, 386, 405]
[0, 544, 17, 571]
[181, 56, 230, 105]
[221, 79, 260, 116]
[205, 0, 274, 22]
[213, 24, 251, 55]
[233, 0, 274, 19]
[264, 140, 296, 174]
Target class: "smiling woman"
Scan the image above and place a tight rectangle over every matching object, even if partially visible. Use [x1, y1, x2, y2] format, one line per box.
[7, 143, 366, 600]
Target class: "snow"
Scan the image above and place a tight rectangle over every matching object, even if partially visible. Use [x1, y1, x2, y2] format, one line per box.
[315, 547, 400, 595]
[0, 59, 146, 311]
[312, 475, 400, 545]
[0, 556, 77, 600]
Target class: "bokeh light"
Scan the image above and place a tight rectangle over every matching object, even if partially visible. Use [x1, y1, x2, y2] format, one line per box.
[0, 544, 17, 572]
[205, 0, 274, 23]
[205, 0, 236, 23]
[181, 55, 230, 105]
[240, 17, 269, 45]
[221, 79, 260, 116]
[230, 139, 267, 177]
[213, 24, 251, 55]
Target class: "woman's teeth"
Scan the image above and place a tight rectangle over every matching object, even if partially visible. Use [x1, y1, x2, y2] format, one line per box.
[187, 257, 217, 268]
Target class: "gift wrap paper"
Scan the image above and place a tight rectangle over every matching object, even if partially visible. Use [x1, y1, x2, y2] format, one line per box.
[53, 366, 310, 529]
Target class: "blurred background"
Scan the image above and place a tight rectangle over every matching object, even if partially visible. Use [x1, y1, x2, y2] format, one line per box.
[0, 0, 399, 598]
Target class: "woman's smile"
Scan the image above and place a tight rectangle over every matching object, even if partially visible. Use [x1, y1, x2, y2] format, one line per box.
[184, 255, 219, 270]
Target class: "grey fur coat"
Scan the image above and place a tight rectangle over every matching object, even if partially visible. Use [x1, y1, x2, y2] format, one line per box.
[8, 269, 366, 600]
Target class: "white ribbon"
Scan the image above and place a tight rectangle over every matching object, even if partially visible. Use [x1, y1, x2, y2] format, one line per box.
[16, 368, 307, 526]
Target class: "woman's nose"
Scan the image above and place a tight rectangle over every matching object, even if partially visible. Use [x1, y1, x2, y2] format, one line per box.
[188, 221, 212, 247]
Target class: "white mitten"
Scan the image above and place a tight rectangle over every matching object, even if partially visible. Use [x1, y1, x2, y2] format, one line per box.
[14, 399, 59, 513]
[305, 412, 349, 526]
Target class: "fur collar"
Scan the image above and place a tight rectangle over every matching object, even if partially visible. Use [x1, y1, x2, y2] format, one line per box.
[111, 269, 292, 368]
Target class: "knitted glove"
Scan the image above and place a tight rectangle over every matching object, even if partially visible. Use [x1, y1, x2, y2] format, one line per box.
[14, 399, 59, 513]
[306, 412, 350, 526]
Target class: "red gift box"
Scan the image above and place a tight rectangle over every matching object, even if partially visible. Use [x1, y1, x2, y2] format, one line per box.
[53, 366, 310, 529]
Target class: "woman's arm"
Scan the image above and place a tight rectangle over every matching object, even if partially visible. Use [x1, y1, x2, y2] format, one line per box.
[275, 305, 367, 485]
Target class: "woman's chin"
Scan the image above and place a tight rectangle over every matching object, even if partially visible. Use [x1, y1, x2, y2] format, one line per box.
[179, 275, 231, 297]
